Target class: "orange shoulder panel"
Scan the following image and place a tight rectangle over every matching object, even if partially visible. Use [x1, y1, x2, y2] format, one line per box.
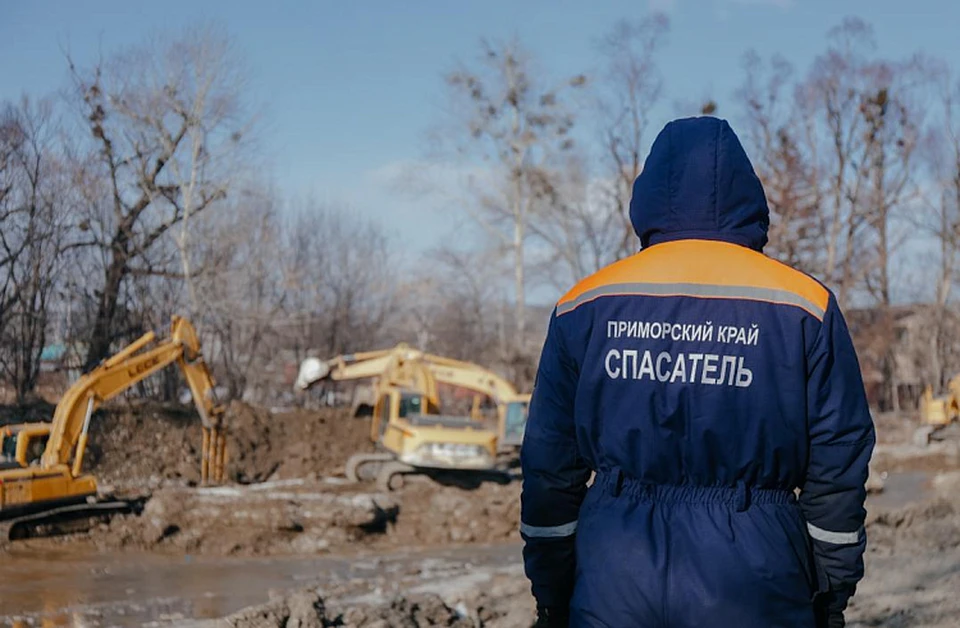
[557, 240, 829, 318]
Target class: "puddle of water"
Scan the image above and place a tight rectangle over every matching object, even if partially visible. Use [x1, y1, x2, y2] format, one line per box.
[0, 550, 323, 627]
[0, 544, 522, 627]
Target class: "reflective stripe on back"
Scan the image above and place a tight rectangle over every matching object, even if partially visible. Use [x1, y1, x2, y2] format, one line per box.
[557, 281, 825, 319]
[557, 240, 829, 320]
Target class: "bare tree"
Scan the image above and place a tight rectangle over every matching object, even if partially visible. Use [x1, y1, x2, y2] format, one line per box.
[919, 66, 960, 391]
[859, 62, 924, 410]
[67, 26, 250, 369]
[0, 98, 78, 402]
[801, 18, 879, 306]
[280, 203, 399, 360]
[525, 154, 613, 288]
[737, 52, 823, 274]
[439, 38, 586, 354]
[420, 245, 504, 365]
[595, 15, 670, 260]
[191, 187, 283, 400]
[0, 106, 25, 333]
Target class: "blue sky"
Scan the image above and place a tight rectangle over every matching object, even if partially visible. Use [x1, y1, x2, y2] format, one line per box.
[3, 0, 960, 253]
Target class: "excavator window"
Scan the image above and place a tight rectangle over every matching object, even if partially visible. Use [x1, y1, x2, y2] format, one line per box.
[1, 433, 16, 461]
[25, 434, 48, 465]
[398, 393, 423, 418]
[504, 402, 527, 440]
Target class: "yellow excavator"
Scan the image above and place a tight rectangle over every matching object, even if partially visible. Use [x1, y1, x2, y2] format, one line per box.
[297, 346, 512, 491]
[295, 343, 530, 450]
[916, 375, 960, 445]
[0, 315, 227, 540]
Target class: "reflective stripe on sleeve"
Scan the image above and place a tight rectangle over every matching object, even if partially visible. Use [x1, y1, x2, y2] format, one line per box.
[807, 522, 862, 545]
[520, 520, 578, 538]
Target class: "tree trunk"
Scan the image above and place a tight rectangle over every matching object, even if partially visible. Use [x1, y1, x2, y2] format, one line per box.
[85, 255, 127, 370]
[513, 213, 526, 352]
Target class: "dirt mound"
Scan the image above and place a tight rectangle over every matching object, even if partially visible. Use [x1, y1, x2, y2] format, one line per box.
[71, 478, 520, 557]
[87, 401, 374, 489]
[86, 402, 203, 488]
[49, 481, 399, 556]
[382, 480, 521, 546]
[221, 575, 535, 628]
[224, 591, 474, 628]
[225, 402, 374, 483]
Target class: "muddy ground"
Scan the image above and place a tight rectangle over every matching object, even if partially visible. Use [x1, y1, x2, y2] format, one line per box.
[204, 472, 960, 628]
[4, 403, 960, 627]
[14, 401, 520, 558]
[17, 476, 521, 557]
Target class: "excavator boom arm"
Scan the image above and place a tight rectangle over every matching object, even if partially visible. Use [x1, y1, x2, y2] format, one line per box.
[40, 316, 226, 483]
[299, 343, 523, 402]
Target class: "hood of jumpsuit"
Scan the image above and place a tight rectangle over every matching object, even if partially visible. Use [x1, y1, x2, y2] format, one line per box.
[630, 116, 770, 252]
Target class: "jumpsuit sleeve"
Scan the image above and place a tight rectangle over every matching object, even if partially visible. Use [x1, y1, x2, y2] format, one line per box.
[520, 310, 591, 609]
[800, 294, 876, 608]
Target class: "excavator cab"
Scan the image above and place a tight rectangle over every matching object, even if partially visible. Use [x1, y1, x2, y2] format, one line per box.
[1, 424, 52, 468]
[371, 388, 440, 441]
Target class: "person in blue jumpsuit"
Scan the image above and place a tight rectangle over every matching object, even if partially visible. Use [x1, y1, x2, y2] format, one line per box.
[520, 116, 875, 628]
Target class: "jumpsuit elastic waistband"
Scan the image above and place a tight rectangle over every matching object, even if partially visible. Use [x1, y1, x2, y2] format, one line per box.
[595, 469, 795, 512]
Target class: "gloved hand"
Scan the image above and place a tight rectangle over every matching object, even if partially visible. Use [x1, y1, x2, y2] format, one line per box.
[816, 609, 844, 628]
[814, 588, 853, 628]
[532, 605, 569, 628]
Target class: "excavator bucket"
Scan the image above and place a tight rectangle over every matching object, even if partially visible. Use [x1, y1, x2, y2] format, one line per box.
[201, 425, 228, 485]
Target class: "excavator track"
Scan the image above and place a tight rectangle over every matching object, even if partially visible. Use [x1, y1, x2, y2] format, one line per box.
[1, 498, 145, 542]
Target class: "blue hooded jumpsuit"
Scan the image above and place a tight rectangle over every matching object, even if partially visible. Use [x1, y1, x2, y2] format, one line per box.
[520, 117, 875, 627]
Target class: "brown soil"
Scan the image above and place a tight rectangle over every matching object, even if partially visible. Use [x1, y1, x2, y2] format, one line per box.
[223, 591, 476, 628]
[87, 401, 374, 488]
[210, 476, 960, 628]
[9, 402, 960, 627]
[99, 483, 399, 556]
[20, 478, 521, 557]
[9, 399, 520, 558]
[374, 478, 520, 547]
[218, 567, 534, 628]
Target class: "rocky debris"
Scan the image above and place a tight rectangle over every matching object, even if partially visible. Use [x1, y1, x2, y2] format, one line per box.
[224, 591, 478, 628]
[86, 481, 399, 555]
[13, 473, 523, 557]
[220, 588, 331, 628]
[383, 480, 520, 546]
[220, 574, 536, 628]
